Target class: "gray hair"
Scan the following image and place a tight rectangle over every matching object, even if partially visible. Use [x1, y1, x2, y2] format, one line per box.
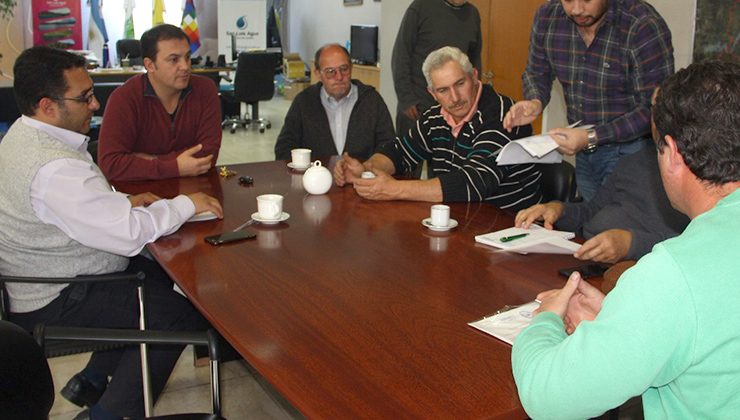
[421, 46, 474, 88]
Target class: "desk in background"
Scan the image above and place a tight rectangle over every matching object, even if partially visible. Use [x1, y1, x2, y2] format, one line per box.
[89, 67, 232, 85]
[115, 159, 587, 418]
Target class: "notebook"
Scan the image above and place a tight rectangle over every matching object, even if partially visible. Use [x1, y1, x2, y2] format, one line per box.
[475, 225, 580, 255]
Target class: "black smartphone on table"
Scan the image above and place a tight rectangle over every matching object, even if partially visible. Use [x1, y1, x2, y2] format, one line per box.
[558, 263, 611, 279]
[204, 230, 256, 246]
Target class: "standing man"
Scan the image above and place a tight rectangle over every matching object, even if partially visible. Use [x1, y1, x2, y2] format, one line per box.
[392, 0, 481, 140]
[0, 46, 223, 419]
[274, 44, 395, 161]
[98, 24, 222, 181]
[335, 47, 541, 210]
[512, 60, 740, 418]
[503, 0, 674, 200]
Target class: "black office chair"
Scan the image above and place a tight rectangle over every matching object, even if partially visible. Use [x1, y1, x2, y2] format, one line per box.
[221, 51, 275, 134]
[537, 161, 578, 202]
[0, 86, 21, 125]
[0, 272, 165, 414]
[116, 39, 143, 66]
[0, 320, 224, 419]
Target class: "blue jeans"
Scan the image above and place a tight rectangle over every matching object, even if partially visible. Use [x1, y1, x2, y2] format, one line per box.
[576, 138, 649, 201]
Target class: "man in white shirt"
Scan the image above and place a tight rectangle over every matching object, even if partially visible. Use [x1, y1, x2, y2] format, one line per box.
[0, 46, 222, 420]
[274, 43, 395, 161]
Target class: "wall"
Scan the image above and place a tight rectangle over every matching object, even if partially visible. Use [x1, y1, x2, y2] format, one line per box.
[285, 0, 382, 67]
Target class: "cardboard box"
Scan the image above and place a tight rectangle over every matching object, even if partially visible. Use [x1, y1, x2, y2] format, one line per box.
[283, 81, 310, 100]
[283, 53, 306, 80]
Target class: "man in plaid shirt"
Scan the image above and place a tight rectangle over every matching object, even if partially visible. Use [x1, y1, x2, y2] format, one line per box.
[503, 0, 674, 201]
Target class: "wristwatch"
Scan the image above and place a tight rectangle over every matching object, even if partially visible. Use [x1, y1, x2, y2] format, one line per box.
[584, 128, 598, 153]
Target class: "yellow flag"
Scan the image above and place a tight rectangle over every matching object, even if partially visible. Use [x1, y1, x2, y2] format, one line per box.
[153, 0, 165, 25]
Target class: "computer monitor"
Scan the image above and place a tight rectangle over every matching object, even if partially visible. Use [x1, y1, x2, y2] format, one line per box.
[350, 25, 379, 65]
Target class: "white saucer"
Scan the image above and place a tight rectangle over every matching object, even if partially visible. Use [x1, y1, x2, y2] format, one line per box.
[251, 212, 290, 225]
[188, 211, 218, 222]
[287, 162, 310, 171]
[422, 218, 458, 232]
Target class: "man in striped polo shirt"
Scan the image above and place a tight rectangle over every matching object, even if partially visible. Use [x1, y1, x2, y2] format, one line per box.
[334, 46, 542, 211]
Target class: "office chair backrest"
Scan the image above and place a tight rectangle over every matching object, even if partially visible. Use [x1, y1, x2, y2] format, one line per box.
[538, 161, 577, 202]
[234, 51, 276, 103]
[0, 320, 55, 418]
[0, 87, 21, 125]
[116, 39, 143, 66]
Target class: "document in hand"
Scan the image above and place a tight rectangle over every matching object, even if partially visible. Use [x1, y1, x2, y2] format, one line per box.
[475, 224, 580, 255]
[495, 133, 562, 165]
[468, 301, 540, 345]
[496, 122, 594, 165]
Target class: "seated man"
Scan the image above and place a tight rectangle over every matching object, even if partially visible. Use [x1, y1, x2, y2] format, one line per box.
[98, 24, 221, 181]
[334, 46, 541, 210]
[274, 43, 395, 161]
[515, 146, 689, 263]
[0, 46, 223, 419]
[512, 60, 740, 418]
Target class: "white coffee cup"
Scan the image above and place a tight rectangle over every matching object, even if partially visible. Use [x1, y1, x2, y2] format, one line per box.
[291, 148, 312, 168]
[256, 194, 283, 220]
[430, 204, 450, 227]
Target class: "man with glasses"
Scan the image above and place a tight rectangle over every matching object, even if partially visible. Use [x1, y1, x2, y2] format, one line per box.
[274, 43, 395, 161]
[0, 46, 223, 419]
[98, 24, 222, 182]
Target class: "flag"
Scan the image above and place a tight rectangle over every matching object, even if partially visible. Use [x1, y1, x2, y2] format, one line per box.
[153, 0, 165, 25]
[88, 0, 109, 66]
[124, 0, 135, 39]
[181, 0, 200, 54]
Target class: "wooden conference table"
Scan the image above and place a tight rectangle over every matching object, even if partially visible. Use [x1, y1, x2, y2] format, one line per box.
[116, 158, 587, 419]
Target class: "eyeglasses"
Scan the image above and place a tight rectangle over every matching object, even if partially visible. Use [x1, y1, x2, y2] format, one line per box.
[54, 90, 96, 105]
[320, 65, 351, 78]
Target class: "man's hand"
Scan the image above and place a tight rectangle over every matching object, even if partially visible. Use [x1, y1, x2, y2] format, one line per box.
[575, 229, 632, 263]
[127, 192, 161, 207]
[548, 127, 589, 155]
[564, 274, 605, 335]
[533, 271, 582, 319]
[186, 192, 224, 218]
[177, 144, 214, 177]
[402, 105, 419, 121]
[352, 170, 402, 200]
[503, 99, 542, 132]
[333, 153, 365, 186]
[514, 202, 564, 229]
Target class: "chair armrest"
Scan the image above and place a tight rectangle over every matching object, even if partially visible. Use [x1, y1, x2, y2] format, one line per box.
[34, 326, 221, 362]
[0, 271, 145, 285]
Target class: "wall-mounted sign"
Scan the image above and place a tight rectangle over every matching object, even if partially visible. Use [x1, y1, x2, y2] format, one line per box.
[217, 0, 267, 61]
[32, 0, 83, 49]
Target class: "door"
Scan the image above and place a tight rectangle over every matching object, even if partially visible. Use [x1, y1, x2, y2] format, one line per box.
[469, 0, 543, 131]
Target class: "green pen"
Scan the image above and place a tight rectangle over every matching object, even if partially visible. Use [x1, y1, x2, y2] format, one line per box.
[500, 233, 529, 243]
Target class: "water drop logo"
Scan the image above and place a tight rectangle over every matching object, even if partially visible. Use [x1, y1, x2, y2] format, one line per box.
[236, 16, 248, 30]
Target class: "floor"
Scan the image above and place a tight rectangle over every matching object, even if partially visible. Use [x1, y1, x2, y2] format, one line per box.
[48, 94, 644, 420]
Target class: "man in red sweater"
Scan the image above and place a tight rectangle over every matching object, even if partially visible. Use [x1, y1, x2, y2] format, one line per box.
[98, 24, 221, 181]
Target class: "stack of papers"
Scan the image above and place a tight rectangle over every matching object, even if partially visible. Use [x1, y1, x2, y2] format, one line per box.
[468, 301, 540, 345]
[475, 225, 580, 255]
[496, 122, 593, 165]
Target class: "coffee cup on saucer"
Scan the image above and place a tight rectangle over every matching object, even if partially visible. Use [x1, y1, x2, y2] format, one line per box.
[290, 148, 312, 169]
[256, 194, 283, 220]
[430, 204, 450, 227]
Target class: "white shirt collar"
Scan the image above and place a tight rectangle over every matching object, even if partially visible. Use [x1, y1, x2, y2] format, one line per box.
[320, 83, 358, 106]
[21, 115, 89, 153]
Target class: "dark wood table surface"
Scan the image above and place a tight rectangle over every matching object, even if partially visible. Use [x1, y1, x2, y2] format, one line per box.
[116, 159, 587, 419]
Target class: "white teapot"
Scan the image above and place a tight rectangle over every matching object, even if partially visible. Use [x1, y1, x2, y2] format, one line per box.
[302, 161, 333, 195]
